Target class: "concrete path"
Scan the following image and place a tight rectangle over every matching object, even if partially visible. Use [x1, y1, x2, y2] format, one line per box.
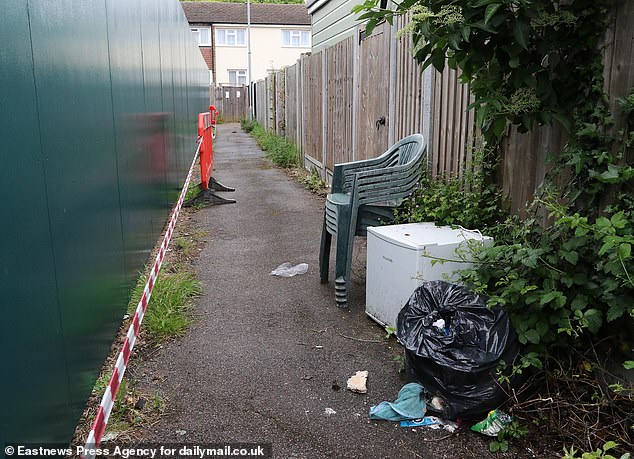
[135, 124, 529, 458]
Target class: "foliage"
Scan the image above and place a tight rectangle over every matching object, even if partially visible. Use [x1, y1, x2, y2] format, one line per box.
[354, 0, 609, 143]
[356, 0, 634, 451]
[394, 148, 507, 236]
[562, 442, 631, 459]
[240, 118, 257, 133]
[459, 99, 634, 361]
[128, 270, 202, 342]
[185, 181, 202, 201]
[392, 354, 405, 373]
[244, 120, 299, 168]
[298, 168, 328, 193]
[356, 0, 634, 362]
[490, 420, 528, 453]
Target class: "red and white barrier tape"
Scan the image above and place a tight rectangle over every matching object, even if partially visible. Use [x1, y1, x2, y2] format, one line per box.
[82, 139, 202, 457]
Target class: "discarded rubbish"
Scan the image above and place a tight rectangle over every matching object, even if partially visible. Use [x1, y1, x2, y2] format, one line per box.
[397, 281, 519, 419]
[270, 262, 309, 277]
[347, 371, 368, 394]
[324, 407, 337, 416]
[429, 396, 445, 412]
[471, 409, 512, 436]
[100, 432, 119, 442]
[369, 382, 426, 421]
[400, 416, 458, 433]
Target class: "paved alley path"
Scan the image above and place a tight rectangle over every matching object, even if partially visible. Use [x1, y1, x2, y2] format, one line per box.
[135, 124, 536, 459]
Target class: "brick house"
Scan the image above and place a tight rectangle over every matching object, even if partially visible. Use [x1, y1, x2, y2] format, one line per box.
[181, 2, 311, 85]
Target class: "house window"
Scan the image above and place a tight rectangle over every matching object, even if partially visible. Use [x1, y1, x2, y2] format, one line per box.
[282, 30, 310, 47]
[228, 69, 247, 85]
[190, 27, 211, 46]
[216, 29, 246, 46]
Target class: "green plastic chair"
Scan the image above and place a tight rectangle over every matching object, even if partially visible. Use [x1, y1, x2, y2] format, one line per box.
[319, 134, 427, 308]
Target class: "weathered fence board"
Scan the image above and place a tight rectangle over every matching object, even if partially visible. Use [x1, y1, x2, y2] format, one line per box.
[301, 52, 324, 166]
[275, 71, 285, 136]
[324, 36, 354, 170]
[355, 23, 391, 161]
[285, 65, 299, 150]
[213, 86, 248, 122]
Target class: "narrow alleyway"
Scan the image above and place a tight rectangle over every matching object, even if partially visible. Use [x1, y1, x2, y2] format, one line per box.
[134, 124, 543, 458]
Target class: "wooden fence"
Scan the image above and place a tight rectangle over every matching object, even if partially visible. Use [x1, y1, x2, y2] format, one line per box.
[212, 85, 248, 122]
[251, 19, 472, 181]
[251, 2, 633, 212]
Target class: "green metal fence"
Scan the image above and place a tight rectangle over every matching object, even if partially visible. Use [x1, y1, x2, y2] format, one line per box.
[0, 0, 209, 444]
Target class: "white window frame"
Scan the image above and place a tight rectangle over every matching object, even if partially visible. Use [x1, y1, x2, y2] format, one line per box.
[282, 29, 310, 48]
[190, 27, 211, 46]
[216, 28, 246, 47]
[228, 69, 247, 86]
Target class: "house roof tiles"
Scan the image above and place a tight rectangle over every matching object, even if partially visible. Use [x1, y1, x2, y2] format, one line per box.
[181, 2, 311, 26]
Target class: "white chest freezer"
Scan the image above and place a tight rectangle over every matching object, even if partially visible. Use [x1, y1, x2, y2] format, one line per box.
[366, 222, 493, 329]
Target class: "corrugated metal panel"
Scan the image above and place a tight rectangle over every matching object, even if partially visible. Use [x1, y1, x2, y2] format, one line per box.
[0, 0, 209, 444]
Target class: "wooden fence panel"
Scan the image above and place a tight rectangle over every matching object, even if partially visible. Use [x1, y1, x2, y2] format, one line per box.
[392, 15, 427, 143]
[429, 66, 475, 179]
[301, 52, 324, 165]
[604, 0, 634, 163]
[254, 80, 266, 126]
[213, 86, 248, 122]
[324, 36, 354, 170]
[274, 71, 286, 136]
[501, 125, 567, 213]
[355, 23, 391, 160]
[500, 1, 633, 214]
[284, 65, 298, 150]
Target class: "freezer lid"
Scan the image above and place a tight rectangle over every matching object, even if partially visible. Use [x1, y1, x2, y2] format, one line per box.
[367, 222, 491, 250]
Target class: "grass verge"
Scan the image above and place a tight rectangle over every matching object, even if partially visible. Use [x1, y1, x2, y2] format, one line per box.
[127, 269, 202, 343]
[241, 119, 299, 168]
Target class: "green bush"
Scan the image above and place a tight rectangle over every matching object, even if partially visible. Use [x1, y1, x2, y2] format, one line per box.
[395, 149, 507, 237]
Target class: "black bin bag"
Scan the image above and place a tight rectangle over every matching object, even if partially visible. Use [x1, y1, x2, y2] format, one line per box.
[396, 281, 519, 420]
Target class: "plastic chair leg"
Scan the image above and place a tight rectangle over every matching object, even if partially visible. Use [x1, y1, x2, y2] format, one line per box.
[319, 213, 331, 284]
[334, 223, 351, 309]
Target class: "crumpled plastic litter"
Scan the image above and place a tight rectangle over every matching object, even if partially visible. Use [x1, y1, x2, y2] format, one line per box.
[471, 409, 512, 436]
[397, 281, 519, 420]
[270, 262, 309, 277]
[368, 382, 426, 421]
[400, 416, 459, 433]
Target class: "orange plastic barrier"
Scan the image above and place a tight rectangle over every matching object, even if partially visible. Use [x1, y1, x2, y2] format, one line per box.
[198, 110, 213, 190]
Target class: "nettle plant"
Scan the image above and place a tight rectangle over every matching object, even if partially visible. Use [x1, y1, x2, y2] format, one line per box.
[356, 0, 634, 362]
